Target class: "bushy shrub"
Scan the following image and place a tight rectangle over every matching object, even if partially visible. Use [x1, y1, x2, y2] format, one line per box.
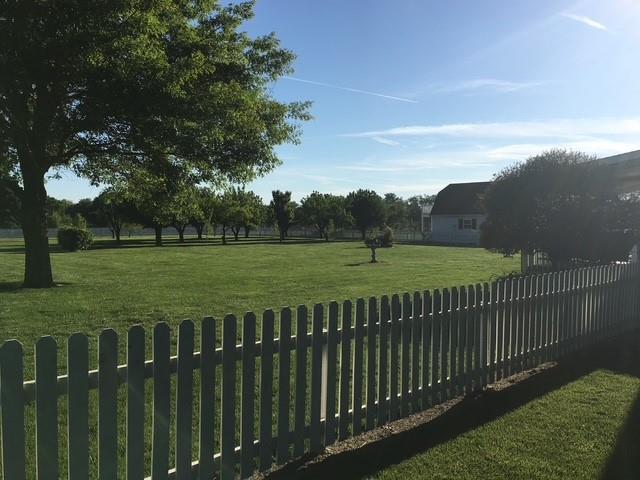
[57, 227, 93, 251]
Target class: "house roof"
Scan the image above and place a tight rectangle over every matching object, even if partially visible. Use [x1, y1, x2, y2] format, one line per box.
[430, 181, 491, 215]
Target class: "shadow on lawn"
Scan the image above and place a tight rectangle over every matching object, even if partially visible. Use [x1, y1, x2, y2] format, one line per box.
[264, 332, 640, 480]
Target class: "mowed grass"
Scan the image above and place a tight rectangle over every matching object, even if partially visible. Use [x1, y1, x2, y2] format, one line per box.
[373, 369, 640, 480]
[0, 236, 519, 368]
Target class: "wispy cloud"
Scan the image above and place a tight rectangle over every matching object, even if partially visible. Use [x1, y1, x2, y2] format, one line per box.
[434, 78, 543, 94]
[282, 76, 418, 103]
[371, 136, 401, 147]
[487, 140, 640, 161]
[344, 117, 640, 140]
[561, 13, 608, 31]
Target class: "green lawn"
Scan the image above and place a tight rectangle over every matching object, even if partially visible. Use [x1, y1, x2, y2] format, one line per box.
[0, 236, 519, 368]
[373, 369, 640, 480]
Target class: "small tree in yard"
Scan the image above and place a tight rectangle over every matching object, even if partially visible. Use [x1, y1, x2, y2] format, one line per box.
[271, 190, 295, 242]
[481, 149, 640, 269]
[191, 187, 218, 240]
[347, 189, 386, 239]
[93, 189, 137, 243]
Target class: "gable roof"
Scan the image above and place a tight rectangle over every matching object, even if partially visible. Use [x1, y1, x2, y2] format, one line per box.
[430, 181, 491, 215]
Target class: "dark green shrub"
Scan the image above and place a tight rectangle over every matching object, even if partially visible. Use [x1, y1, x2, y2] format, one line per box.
[57, 227, 93, 251]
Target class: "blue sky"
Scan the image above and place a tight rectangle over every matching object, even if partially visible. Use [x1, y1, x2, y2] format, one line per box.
[48, 0, 640, 202]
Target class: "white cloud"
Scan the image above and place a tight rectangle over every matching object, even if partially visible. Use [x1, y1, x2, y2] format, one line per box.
[561, 13, 608, 31]
[344, 117, 640, 140]
[371, 136, 401, 147]
[282, 76, 418, 103]
[487, 139, 640, 161]
[434, 78, 543, 94]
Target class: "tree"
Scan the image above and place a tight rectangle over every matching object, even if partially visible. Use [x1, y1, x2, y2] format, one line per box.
[346, 189, 386, 239]
[298, 192, 350, 240]
[481, 149, 640, 268]
[191, 187, 219, 240]
[93, 189, 138, 242]
[383, 193, 408, 230]
[1, 1, 310, 287]
[0, 164, 21, 228]
[270, 190, 295, 242]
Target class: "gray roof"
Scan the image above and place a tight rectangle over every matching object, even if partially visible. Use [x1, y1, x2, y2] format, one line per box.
[431, 181, 491, 215]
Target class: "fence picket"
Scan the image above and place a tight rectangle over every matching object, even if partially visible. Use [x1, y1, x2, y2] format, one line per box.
[199, 317, 216, 480]
[449, 287, 459, 396]
[411, 292, 422, 412]
[35, 336, 58, 480]
[422, 291, 432, 408]
[459, 286, 468, 394]
[366, 297, 378, 430]
[390, 295, 401, 421]
[473, 284, 482, 389]
[338, 301, 352, 440]
[276, 308, 292, 463]
[489, 282, 498, 384]
[126, 326, 145, 480]
[400, 293, 411, 417]
[377, 296, 390, 425]
[176, 320, 195, 479]
[431, 290, 442, 403]
[240, 313, 256, 478]
[353, 299, 365, 435]
[259, 310, 274, 471]
[99, 329, 118, 480]
[464, 286, 473, 394]
[325, 302, 339, 445]
[294, 306, 308, 456]
[0, 340, 25, 480]
[68, 333, 89, 480]
[221, 315, 237, 480]
[310, 304, 323, 451]
[441, 289, 451, 401]
[151, 323, 170, 480]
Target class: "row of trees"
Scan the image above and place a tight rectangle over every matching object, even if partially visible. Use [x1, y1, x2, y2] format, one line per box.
[1, 181, 434, 245]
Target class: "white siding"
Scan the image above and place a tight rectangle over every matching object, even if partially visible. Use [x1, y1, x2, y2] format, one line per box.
[430, 214, 486, 245]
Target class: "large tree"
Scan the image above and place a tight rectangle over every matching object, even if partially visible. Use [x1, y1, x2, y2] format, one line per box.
[347, 189, 386, 239]
[481, 149, 640, 268]
[0, 164, 21, 228]
[1, 1, 309, 287]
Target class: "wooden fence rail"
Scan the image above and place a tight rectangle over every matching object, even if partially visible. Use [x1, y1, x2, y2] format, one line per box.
[1, 263, 639, 479]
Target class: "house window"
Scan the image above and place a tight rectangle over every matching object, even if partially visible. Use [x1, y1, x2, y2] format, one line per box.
[458, 218, 478, 230]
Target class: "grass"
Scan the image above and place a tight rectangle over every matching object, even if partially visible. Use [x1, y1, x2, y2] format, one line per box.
[0, 235, 519, 369]
[267, 334, 640, 480]
[373, 370, 640, 480]
[0, 236, 520, 479]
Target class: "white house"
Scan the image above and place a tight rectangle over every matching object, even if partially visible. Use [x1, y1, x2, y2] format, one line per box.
[429, 181, 491, 246]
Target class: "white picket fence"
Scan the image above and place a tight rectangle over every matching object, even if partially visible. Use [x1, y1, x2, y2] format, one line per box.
[0, 262, 638, 479]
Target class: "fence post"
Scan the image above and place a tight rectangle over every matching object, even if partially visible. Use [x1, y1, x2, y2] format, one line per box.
[338, 301, 352, 440]
[352, 299, 365, 435]
[378, 296, 390, 425]
[151, 323, 170, 480]
[422, 290, 432, 408]
[310, 304, 324, 452]
[0, 340, 25, 480]
[411, 292, 422, 412]
[390, 295, 401, 420]
[199, 317, 217, 479]
[220, 315, 237, 480]
[177, 320, 195, 479]
[324, 302, 339, 445]
[294, 306, 308, 456]
[98, 329, 118, 480]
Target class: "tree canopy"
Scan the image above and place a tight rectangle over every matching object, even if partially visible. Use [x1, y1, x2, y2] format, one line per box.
[1, 0, 310, 286]
[347, 189, 386, 239]
[481, 149, 640, 268]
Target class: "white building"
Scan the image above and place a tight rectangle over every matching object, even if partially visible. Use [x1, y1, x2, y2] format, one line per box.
[429, 181, 491, 246]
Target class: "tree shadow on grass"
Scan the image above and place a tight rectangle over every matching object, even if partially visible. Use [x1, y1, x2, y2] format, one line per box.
[264, 332, 640, 480]
[0, 281, 73, 293]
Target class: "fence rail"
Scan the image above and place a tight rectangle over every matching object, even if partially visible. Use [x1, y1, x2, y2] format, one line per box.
[1, 263, 639, 479]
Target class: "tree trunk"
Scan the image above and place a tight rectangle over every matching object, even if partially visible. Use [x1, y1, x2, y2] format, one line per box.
[232, 227, 239, 241]
[21, 165, 54, 288]
[195, 224, 204, 240]
[175, 225, 185, 242]
[361, 228, 366, 240]
[222, 226, 227, 245]
[244, 226, 250, 238]
[114, 226, 121, 243]
[154, 225, 163, 246]
[279, 227, 285, 243]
